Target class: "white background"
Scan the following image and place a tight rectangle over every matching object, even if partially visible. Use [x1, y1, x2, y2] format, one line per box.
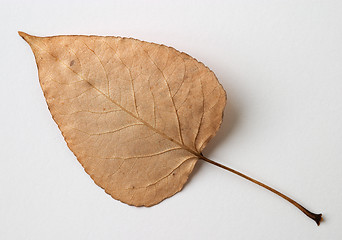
[1, 0, 342, 239]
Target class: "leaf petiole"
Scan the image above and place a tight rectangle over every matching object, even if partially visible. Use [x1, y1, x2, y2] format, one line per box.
[199, 155, 323, 226]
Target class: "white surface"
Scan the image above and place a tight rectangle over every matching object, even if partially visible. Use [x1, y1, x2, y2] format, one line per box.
[1, 0, 342, 239]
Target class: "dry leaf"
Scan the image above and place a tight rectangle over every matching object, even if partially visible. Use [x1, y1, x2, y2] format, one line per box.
[19, 32, 226, 206]
[20, 32, 323, 225]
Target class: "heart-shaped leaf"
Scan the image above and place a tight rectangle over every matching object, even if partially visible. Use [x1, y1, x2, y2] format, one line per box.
[20, 32, 226, 206]
[20, 32, 322, 225]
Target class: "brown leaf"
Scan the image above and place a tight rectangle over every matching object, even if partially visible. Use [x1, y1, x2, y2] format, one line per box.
[19, 32, 226, 206]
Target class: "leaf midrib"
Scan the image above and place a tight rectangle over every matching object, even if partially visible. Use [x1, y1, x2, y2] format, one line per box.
[88, 80, 201, 158]
[27, 36, 201, 159]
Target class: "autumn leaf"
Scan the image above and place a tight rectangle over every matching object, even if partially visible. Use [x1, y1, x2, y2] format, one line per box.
[20, 32, 322, 225]
[19, 32, 226, 206]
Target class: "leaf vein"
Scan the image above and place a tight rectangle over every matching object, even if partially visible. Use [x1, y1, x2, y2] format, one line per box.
[88, 147, 183, 160]
[79, 39, 111, 96]
[142, 46, 184, 145]
[123, 156, 196, 190]
[72, 123, 144, 136]
[104, 40, 139, 116]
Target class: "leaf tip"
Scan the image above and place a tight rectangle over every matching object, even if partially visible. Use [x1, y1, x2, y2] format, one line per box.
[18, 31, 28, 38]
[18, 31, 35, 43]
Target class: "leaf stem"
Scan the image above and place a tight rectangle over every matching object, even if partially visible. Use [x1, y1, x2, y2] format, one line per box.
[199, 155, 322, 226]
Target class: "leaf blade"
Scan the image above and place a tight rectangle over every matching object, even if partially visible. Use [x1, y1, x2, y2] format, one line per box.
[20, 32, 226, 206]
